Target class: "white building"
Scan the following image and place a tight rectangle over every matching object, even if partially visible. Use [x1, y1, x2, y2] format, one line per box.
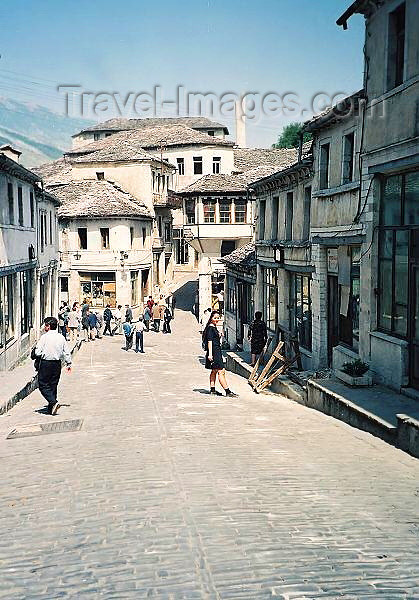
[0, 146, 60, 370]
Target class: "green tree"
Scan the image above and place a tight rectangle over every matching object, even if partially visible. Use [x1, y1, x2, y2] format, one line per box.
[272, 122, 312, 149]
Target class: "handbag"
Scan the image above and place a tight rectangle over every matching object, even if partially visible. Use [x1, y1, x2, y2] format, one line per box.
[30, 346, 41, 371]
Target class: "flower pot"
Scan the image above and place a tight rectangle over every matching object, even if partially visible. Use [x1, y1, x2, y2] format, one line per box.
[335, 369, 373, 387]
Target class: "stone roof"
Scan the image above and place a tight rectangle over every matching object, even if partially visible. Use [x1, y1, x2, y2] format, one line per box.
[70, 141, 172, 166]
[233, 146, 300, 173]
[34, 158, 74, 185]
[303, 90, 365, 133]
[76, 116, 229, 135]
[180, 165, 284, 195]
[48, 180, 152, 219]
[220, 242, 256, 271]
[66, 125, 234, 163]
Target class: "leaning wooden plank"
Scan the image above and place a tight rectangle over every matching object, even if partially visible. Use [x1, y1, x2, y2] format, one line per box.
[253, 341, 284, 387]
[248, 337, 273, 384]
[254, 354, 300, 393]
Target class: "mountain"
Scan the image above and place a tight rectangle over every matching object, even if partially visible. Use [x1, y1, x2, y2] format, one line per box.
[0, 98, 94, 168]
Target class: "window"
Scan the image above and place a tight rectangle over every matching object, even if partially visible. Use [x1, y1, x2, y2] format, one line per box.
[203, 198, 216, 223]
[105, 133, 112, 137]
[234, 198, 246, 223]
[40, 211, 45, 252]
[142, 227, 147, 246]
[0, 274, 15, 345]
[173, 228, 189, 264]
[157, 216, 163, 237]
[272, 196, 279, 239]
[131, 271, 139, 306]
[286, 192, 293, 239]
[50, 211, 53, 244]
[213, 157, 221, 174]
[320, 142, 330, 189]
[130, 227, 134, 247]
[8, 183, 14, 224]
[342, 132, 355, 184]
[338, 246, 360, 350]
[226, 276, 236, 313]
[219, 198, 232, 223]
[100, 227, 109, 249]
[387, 2, 406, 90]
[60, 277, 69, 293]
[193, 156, 203, 175]
[303, 186, 311, 240]
[78, 227, 87, 250]
[79, 272, 116, 307]
[208, 130, 215, 136]
[20, 270, 33, 335]
[17, 187, 24, 226]
[221, 240, 235, 257]
[30, 192, 34, 228]
[262, 268, 278, 331]
[96, 172, 105, 180]
[176, 158, 185, 175]
[290, 274, 312, 351]
[185, 199, 195, 224]
[164, 222, 171, 243]
[259, 200, 266, 239]
[93, 132, 100, 141]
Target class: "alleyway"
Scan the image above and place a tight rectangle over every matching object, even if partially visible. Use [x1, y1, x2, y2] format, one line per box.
[0, 275, 418, 599]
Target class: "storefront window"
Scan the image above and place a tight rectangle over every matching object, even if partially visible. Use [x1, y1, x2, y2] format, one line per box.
[80, 272, 116, 307]
[290, 273, 312, 351]
[20, 270, 33, 335]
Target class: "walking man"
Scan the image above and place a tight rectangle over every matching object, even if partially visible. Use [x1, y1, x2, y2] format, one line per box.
[103, 304, 113, 336]
[125, 304, 133, 323]
[171, 296, 176, 319]
[162, 307, 172, 334]
[35, 316, 72, 415]
[88, 311, 98, 340]
[152, 302, 162, 332]
[135, 317, 145, 353]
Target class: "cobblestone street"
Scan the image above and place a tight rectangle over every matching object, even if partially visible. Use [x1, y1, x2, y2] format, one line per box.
[0, 277, 418, 599]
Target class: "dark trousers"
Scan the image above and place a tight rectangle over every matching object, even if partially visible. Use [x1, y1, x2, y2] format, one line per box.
[135, 331, 144, 352]
[125, 334, 133, 350]
[103, 321, 113, 335]
[154, 319, 160, 332]
[60, 325, 67, 339]
[38, 360, 61, 407]
[144, 320, 150, 331]
[163, 320, 171, 333]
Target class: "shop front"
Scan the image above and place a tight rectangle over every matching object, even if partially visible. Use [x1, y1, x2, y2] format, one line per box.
[79, 272, 116, 307]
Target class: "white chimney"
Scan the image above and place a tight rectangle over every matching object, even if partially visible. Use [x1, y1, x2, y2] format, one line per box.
[235, 98, 246, 147]
[0, 144, 22, 162]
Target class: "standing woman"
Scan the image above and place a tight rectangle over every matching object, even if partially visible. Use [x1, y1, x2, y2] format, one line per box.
[202, 311, 238, 397]
[248, 311, 268, 367]
[68, 302, 81, 342]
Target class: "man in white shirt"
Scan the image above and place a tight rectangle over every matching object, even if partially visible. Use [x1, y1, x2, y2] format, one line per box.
[135, 317, 145, 353]
[35, 316, 72, 415]
[113, 304, 123, 335]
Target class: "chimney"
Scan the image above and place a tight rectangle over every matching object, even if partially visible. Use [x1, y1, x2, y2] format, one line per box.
[235, 98, 246, 147]
[0, 144, 22, 162]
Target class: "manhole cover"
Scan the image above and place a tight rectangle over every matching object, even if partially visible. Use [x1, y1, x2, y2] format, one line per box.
[7, 419, 83, 439]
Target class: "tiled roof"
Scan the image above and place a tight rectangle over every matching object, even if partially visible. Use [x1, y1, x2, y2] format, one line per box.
[220, 242, 256, 270]
[233, 146, 297, 173]
[180, 165, 284, 195]
[77, 116, 229, 135]
[48, 180, 152, 219]
[70, 142, 171, 165]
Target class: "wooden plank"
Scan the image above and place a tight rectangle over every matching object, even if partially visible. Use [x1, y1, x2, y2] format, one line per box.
[251, 341, 284, 391]
[248, 337, 273, 384]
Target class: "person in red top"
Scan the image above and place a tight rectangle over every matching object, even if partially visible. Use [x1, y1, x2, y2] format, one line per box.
[146, 296, 154, 311]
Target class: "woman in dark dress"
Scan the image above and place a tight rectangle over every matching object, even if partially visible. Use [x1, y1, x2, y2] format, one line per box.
[248, 311, 268, 366]
[202, 311, 238, 397]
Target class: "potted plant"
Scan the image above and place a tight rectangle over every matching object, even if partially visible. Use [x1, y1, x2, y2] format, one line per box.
[336, 359, 373, 387]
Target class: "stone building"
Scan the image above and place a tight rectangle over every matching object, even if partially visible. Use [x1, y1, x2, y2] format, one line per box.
[303, 91, 364, 371]
[250, 152, 314, 367]
[337, 0, 419, 391]
[0, 146, 60, 370]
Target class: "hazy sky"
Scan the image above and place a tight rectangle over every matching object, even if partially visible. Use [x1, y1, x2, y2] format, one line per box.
[0, 0, 365, 146]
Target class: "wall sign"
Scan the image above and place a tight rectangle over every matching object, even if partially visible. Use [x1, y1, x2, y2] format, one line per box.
[327, 248, 338, 274]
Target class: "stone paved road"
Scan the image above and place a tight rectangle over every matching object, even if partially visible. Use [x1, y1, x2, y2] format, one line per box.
[1, 275, 418, 599]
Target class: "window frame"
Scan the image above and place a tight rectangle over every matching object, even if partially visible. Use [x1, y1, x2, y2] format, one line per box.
[203, 198, 216, 223]
[78, 227, 88, 250]
[342, 131, 355, 184]
[17, 186, 24, 227]
[193, 156, 203, 175]
[176, 158, 185, 175]
[319, 142, 330, 190]
[213, 157, 221, 174]
[289, 273, 312, 351]
[8, 182, 14, 224]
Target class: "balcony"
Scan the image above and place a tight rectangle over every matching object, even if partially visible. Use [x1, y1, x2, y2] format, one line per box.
[183, 222, 253, 241]
[153, 190, 182, 209]
[61, 249, 152, 270]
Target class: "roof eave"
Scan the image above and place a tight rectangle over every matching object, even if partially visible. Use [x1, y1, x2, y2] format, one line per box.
[336, 0, 368, 29]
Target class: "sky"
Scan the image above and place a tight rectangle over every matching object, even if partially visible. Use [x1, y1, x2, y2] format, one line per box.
[0, 0, 365, 147]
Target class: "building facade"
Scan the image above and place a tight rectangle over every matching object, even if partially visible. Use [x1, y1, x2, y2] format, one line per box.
[338, 0, 419, 390]
[0, 146, 59, 370]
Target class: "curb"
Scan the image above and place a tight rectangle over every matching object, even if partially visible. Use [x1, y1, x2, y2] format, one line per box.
[0, 340, 83, 416]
